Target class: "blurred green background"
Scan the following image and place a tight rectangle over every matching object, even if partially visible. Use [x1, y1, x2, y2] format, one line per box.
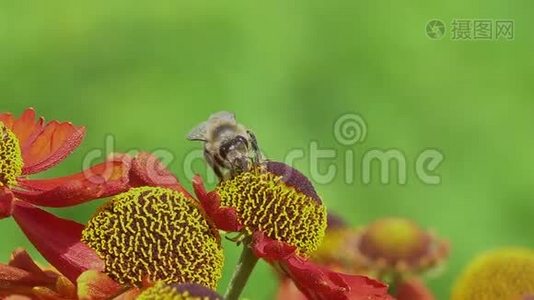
[1, 1, 533, 299]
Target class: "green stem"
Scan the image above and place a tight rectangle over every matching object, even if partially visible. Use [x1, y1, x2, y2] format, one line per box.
[224, 240, 259, 300]
[386, 273, 402, 296]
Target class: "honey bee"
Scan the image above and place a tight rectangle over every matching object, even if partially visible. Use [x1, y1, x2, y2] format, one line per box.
[187, 111, 262, 181]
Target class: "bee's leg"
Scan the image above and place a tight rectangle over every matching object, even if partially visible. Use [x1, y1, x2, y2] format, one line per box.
[213, 165, 225, 182]
[229, 163, 240, 178]
[229, 167, 235, 178]
[247, 130, 262, 164]
[205, 149, 225, 181]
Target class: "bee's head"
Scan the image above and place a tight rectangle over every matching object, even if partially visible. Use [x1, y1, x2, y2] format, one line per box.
[219, 135, 251, 172]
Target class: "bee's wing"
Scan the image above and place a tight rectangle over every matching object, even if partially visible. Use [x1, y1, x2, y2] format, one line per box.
[210, 111, 236, 123]
[187, 121, 209, 141]
[188, 111, 236, 141]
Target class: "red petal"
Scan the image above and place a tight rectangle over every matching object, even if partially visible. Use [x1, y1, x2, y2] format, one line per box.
[15, 154, 132, 207]
[396, 279, 435, 300]
[18, 154, 131, 194]
[77, 270, 124, 300]
[22, 121, 85, 175]
[32, 287, 67, 300]
[0, 112, 15, 128]
[276, 279, 307, 300]
[112, 288, 141, 300]
[8, 249, 49, 280]
[11, 202, 104, 282]
[250, 231, 296, 262]
[128, 152, 185, 193]
[14, 153, 186, 207]
[192, 175, 243, 232]
[16, 152, 186, 207]
[12, 108, 45, 150]
[284, 256, 392, 300]
[3, 296, 33, 300]
[55, 275, 77, 299]
[0, 249, 58, 297]
[0, 187, 15, 219]
[252, 232, 392, 300]
[0, 263, 53, 288]
[14, 180, 102, 208]
[0, 108, 45, 149]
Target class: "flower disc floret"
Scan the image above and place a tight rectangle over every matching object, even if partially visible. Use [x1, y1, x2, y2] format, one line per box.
[216, 162, 327, 256]
[452, 248, 534, 300]
[0, 124, 23, 187]
[82, 186, 223, 288]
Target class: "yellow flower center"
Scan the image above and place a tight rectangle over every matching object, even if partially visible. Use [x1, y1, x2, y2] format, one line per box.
[359, 218, 429, 263]
[355, 218, 448, 276]
[452, 248, 534, 300]
[0, 124, 23, 187]
[138, 282, 221, 300]
[82, 187, 224, 289]
[216, 165, 327, 256]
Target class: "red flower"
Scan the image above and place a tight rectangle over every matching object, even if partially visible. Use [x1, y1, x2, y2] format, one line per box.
[0, 248, 78, 299]
[193, 161, 392, 300]
[0, 108, 182, 282]
[354, 218, 449, 277]
[0, 248, 137, 299]
[252, 231, 392, 300]
[0, 108, 182, 211]
[1, 186, 226, 299]
[0, 248, 223, 300]
[276, 215, 439, 300]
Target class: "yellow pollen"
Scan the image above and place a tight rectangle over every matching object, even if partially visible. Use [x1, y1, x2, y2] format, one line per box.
[138, 282, 220, 300]
[82, 187, 224, 289]
[0, 124, 23, 187]
[452, 248, 534, 300]
[216, 165, 327, 257]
